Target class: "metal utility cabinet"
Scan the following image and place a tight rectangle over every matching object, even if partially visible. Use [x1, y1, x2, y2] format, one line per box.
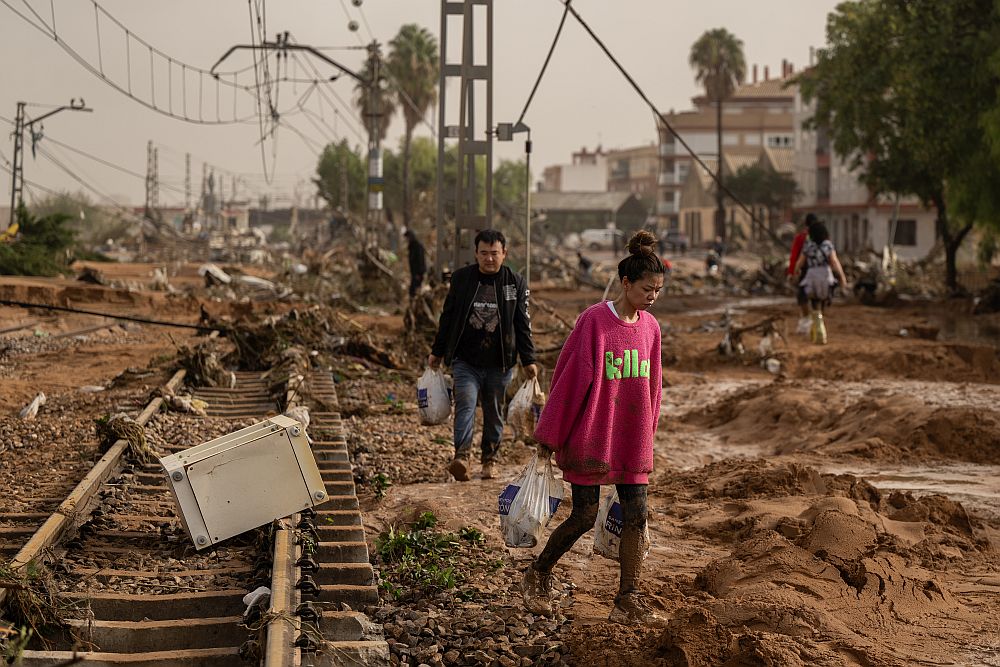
[160, 415, 329, 549]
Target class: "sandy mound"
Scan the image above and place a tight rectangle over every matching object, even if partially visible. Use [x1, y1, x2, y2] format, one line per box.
[683, 381, 1000, 463]
[786, 341, 1000, 385]
[644, 460, 998, 666]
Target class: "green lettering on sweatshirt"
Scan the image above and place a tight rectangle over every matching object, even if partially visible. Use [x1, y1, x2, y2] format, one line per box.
[604, 349, 651, 380]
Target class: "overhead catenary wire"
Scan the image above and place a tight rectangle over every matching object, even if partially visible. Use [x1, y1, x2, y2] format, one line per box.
[0, 0, 260, 124]
[0, 299, 227, 332]
[549, 0, 788, 248]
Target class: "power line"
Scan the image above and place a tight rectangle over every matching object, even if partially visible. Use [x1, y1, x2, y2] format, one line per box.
[0, 0, 260, 124]
[516, 2, 569, 127]
[555, 0, 787, 248]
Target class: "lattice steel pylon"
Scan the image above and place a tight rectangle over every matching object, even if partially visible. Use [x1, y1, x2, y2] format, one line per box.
[435, 0, 494, 276]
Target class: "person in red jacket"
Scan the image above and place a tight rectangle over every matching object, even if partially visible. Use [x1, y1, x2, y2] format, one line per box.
[788, 213, 817, 334]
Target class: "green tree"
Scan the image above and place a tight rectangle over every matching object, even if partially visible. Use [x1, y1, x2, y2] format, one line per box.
[798, 0, 1000, 292]
[387, 24, 439, 227]
[690, 28, 746, 242]
[492, 159, 528, 222]
[314, 140, 366, 213]
[30, 191, 128, 245]
[0, 205, 76, 276]
[725, 165, 799, 235]
[383, 136, 438, 218]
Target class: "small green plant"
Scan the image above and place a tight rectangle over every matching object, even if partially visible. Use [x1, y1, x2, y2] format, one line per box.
[459, 526, 485, 544]
[371, 473, 392, 499]
[431, 436, 452, 446]
[413, 511, 438, 531]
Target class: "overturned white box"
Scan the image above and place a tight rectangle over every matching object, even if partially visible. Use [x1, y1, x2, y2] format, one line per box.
[160, 415, 329, 550]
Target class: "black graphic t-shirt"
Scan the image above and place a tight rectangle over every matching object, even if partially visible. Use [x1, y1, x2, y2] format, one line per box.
[456, 270, 503, 368]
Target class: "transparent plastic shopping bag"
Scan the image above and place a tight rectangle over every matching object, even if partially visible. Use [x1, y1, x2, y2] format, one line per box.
[507, 377, 546, 441]
[416, 367, 451, 425]
[593, 488, 650, 561]
[498, 452, 564, 548]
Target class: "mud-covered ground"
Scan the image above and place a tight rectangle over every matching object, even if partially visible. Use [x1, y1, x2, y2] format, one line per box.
[2, 266, 999, 666]
[354, 285, 1000, 667]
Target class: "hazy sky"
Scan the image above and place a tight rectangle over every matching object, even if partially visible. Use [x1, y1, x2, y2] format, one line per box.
[0, 1, 840, 208]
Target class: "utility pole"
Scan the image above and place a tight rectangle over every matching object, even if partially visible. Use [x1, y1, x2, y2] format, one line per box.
[8, 99, 92, 227]
[184, 153, 191, 212]
[364, 41, 385, 250]
[208, 33, 381, 247]
[144, 140, 159, 220]
[8, 103, 25, 228]
[436, 0, 494, 276]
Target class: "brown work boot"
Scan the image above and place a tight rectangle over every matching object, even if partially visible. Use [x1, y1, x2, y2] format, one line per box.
[447, 455, 471, 482]
[609, 592, 668, 627]
[521, 565, 554, 616]
[481, 461, 496, 479]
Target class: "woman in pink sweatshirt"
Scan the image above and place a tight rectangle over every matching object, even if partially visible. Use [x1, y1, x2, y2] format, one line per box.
[523, 230, 666, 627]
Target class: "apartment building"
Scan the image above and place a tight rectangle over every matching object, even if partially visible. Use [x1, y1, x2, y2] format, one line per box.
[540, 146, 607, 193]
[606, 143, 659, 211]
[657, 61, 798, 230]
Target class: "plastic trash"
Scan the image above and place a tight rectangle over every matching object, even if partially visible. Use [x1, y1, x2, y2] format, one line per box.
[507, 378, 546, 440]
[498, 452, 564, 548]
[242, 586, 271, 619]
[416, 368, 451, 425]
[19, 392, 46, 419]
[593, 488, 650, 562]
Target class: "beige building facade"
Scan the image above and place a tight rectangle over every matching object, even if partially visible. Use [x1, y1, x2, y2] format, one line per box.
[657, 62, 798, 230]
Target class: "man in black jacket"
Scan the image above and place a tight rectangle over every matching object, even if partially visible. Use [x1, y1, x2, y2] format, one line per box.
[428, 229, 537, 481]
[404, 228, 427, 299]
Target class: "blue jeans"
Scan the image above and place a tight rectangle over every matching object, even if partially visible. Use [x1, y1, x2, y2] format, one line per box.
[452, 359, 513, 464]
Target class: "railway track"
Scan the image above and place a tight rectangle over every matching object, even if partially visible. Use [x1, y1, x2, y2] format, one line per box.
[1, 364, 387, 665]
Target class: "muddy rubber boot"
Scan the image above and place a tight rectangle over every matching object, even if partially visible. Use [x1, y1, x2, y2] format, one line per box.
[447, 455, 471, 482]
[521, 565, 554, 616]
[809, 312, 819, 344]
[609, 592, 669, 627]
[480, 461, 496, 480]
[815, 313, 827, 345]
[796, 316, 811, 336]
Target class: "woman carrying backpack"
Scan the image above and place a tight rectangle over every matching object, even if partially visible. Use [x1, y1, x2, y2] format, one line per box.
[521, 230, 667, 627]
[794, 222, 848, 344]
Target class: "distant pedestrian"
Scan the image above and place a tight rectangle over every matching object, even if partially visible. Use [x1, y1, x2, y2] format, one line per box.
[428, 229, 537, 481]
[794, 222, 848, 345]
[788, 213, 818, 335]
[577, 251, 594, 280]
[404, 228, 427, 299]
[521, 230, 667, 627]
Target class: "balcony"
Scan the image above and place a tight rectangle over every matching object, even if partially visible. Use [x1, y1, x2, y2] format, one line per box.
[657, 200, 676, 215]
[659, 143, 674, 157]
[658, 172, 677, 186]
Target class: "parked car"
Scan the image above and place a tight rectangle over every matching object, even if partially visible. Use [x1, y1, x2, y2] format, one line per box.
[662, 230, 689, 253]
[580, 228, 625, 251]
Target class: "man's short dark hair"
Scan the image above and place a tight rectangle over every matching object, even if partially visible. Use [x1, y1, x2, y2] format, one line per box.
[474, 229, 506, 249]
[804, 213, 818, 228]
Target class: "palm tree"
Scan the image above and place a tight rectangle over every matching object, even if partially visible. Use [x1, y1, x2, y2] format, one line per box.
[387, 24, 439, 226]
[689, 28, 746, 241]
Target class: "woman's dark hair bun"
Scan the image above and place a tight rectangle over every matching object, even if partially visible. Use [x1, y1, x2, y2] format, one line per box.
[627, 230, 658, 256]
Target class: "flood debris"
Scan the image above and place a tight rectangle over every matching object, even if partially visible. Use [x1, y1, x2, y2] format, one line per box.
[18, 392, 46, 419]
[95, 412, 154, 463]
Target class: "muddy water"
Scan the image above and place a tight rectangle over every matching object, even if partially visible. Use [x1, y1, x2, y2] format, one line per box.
[824, 461, 1000, 519]
[931, 313, 1000, 348]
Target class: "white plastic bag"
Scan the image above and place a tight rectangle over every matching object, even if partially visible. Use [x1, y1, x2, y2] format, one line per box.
[593, 488, 650, 561]
[416, 368, 451, 425]
[507, 378, 546, 440]
[498, 453, 565, 548]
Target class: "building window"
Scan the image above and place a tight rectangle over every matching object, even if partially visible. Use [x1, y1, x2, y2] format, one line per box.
[767, 135, 792, 148]
[892, 219, 917, 246]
